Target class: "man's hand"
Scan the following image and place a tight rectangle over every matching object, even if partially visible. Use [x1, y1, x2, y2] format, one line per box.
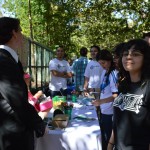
[91, 99, 101, 106]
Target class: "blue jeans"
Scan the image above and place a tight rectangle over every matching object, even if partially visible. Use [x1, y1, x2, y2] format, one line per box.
[100, 114, 113, 150]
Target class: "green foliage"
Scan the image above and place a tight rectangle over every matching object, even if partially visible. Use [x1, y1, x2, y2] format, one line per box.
[2, 0, 150, 57]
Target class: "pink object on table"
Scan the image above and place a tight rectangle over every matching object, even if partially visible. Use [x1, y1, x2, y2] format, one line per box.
[39, 97, 53, 112]
[28, 91, 38, 105]
[28, 91, 39, 111]
[28, 91, 53, 112]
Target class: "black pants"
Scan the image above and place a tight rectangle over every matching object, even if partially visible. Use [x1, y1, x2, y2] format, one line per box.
[49, 89, 67, 98]
[100, 114, 113, 150]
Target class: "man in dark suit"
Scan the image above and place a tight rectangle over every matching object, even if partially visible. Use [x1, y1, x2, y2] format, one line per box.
[0, 17, 45, 150]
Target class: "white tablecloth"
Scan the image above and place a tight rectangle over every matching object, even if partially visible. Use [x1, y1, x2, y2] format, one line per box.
[35, 103, 102, 150]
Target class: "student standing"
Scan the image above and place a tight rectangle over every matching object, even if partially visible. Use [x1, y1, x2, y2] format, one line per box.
[49, 46, 72, 98]
[83, 45, 103, 94]
[108, 39, 150, 150]
[92, 50, 118, 150]
[0, 17, 45, 150]
[72, 47, 89, 90]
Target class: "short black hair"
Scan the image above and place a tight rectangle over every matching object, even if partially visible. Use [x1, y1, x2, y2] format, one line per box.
[0, 17, 20, 44]
[90, 45, 101, 53]
[143, 32, 150, 38]
[80, 47, 88, 56]
[56, 45, 65, 51]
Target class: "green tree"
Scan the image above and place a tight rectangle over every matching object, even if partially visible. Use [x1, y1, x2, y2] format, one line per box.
[2, 0, 150, 56]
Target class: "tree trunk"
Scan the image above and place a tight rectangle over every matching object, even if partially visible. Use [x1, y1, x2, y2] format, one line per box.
[28, 0, 33, 40]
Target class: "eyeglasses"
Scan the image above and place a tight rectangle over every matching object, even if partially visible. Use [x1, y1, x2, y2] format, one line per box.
[122, 51, 143, 57]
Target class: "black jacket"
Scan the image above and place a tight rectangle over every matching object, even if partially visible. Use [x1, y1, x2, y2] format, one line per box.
[0, 49, 45, 150]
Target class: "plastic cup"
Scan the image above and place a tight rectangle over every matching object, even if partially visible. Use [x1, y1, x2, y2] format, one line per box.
[57, 96, 66, 110]
[52, 96, 67, 110]
[52, 96, 58, 109]
[57, 96, 66, 102]
[72, 94, 77, 102]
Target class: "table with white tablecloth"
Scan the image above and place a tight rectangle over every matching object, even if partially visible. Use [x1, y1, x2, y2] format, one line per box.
[35, 103, 102, 150]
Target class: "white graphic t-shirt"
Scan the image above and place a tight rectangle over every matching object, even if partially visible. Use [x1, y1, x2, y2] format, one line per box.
[113, 93, 143, 114]
[84, 60, 103, 88]
[49, 58, 71, 91]
[100, 70, 118, 114]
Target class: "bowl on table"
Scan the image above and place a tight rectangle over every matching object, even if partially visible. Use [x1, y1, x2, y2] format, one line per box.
[52, 114, 69, 129]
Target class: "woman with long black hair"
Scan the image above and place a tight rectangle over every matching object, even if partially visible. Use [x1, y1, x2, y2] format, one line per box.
[108, 39, 150, 150]
[92, 49, 118, 150]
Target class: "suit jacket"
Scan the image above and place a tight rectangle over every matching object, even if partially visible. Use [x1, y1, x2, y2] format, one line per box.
[0, 49, 45, 150]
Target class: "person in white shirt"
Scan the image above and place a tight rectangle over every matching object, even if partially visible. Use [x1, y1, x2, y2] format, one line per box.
[92, 50, 118, 150]
[49, 46, 72, 98]
[83, 45, 103, 94]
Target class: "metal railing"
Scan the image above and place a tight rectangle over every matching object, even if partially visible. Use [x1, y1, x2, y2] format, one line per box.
[25, 39, 54, 91]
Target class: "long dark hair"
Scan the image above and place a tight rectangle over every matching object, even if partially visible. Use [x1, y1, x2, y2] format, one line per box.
[118, 39, 150, 93]
[112, 42, 126, 57]
[96, 49, 115, 83]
